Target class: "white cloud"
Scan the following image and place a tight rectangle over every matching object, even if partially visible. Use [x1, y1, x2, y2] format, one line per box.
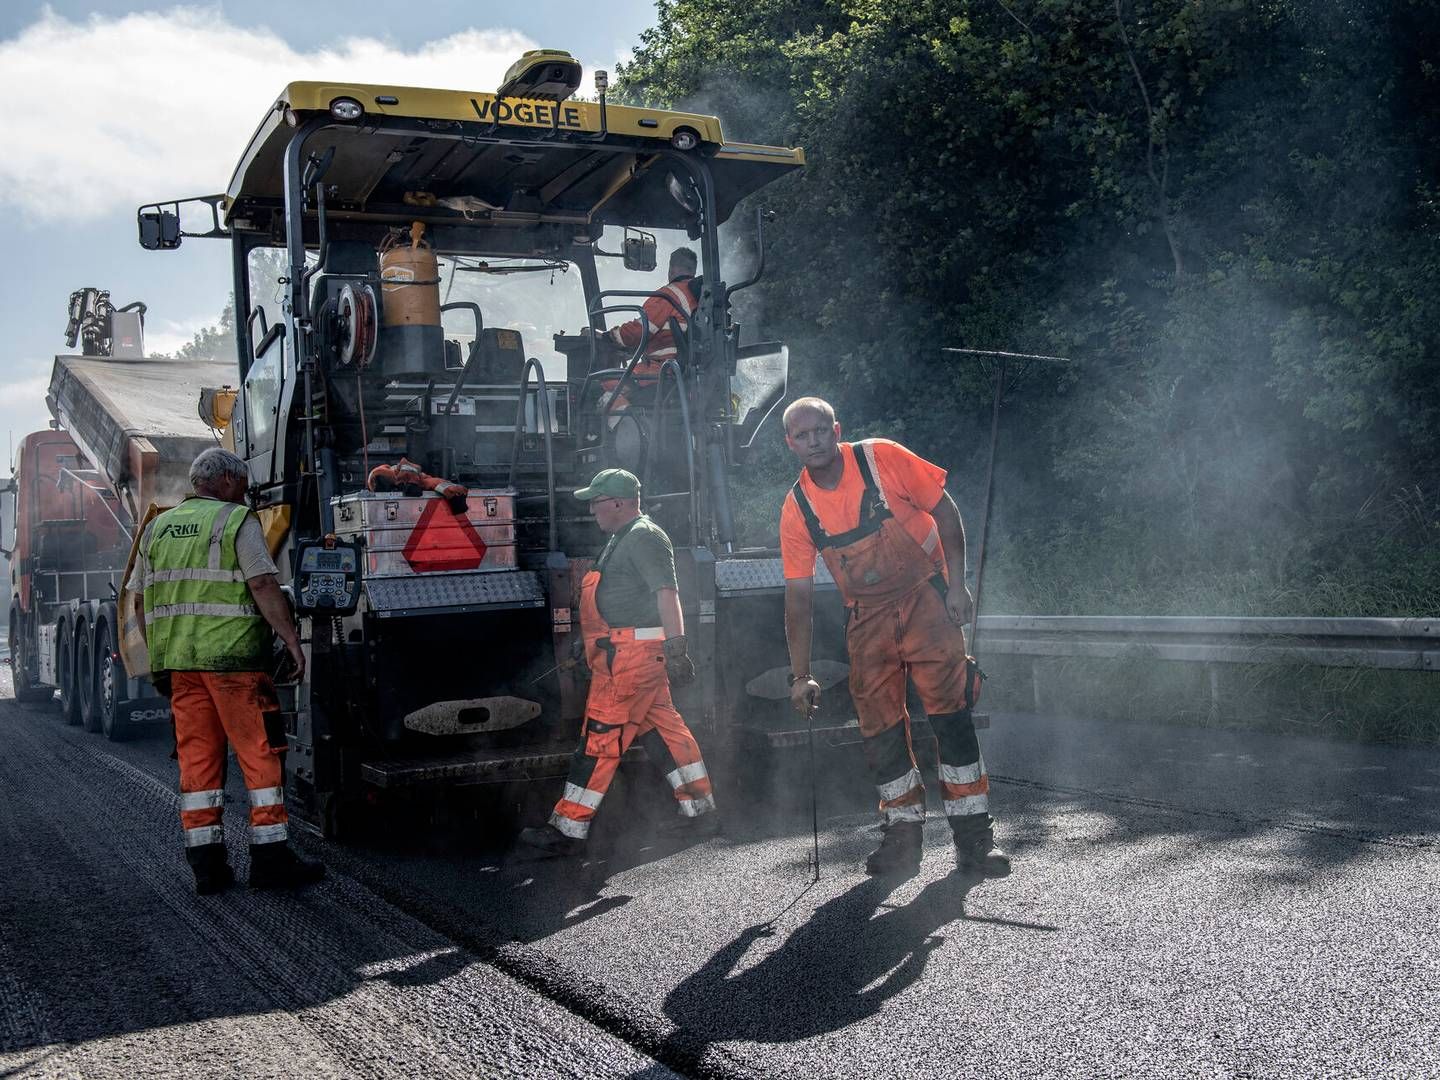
[1, 8, 609, 221]
[0, 360, 59, 447]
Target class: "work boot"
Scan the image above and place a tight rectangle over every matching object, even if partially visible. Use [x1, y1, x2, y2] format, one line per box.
[186, 842, 235, 896]
[658, 808, 723, 839]
[516, 823, 586, 858]
[248, 843, 326, 890]
[864, 821, 923, 877]
[954, 836, 1012, 879]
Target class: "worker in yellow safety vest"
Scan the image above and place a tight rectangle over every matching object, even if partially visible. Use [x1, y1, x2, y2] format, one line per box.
[127, 447, 325, 894]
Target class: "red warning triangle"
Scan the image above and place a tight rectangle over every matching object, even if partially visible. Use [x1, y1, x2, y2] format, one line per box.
[402, 497, 488, 572]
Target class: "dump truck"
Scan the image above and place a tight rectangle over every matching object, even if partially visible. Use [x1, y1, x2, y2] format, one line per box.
[2, 333, 234, 737]
[133, 50, 858, 837]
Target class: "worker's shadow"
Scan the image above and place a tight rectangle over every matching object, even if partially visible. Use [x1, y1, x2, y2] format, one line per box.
[497, 827, 710, 940]
[501, 858, 635, 938]
[494, 765, 722, 940]
[661, 870, 992, 1046]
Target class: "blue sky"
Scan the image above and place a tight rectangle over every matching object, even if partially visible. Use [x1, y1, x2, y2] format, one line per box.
[0, 2, 659, 444]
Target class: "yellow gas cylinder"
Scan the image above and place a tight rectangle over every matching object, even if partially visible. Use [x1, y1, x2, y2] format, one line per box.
[379, 221, 442, 327]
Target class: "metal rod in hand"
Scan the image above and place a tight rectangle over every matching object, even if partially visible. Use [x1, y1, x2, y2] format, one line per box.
[807, 700, 821, 882]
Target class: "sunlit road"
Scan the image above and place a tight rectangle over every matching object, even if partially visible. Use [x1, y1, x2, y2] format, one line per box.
[2, 664, 1437, 1079]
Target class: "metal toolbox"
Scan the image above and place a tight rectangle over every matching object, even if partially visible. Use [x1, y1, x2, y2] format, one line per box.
[332, 489, 517, 577]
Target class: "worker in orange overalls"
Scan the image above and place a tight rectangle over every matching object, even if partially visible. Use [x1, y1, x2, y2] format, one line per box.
[518, 468, 717, 856]
[594, 248, 700, 420]
[780, 397, 1009, 879]
[127, 447, 325, 894]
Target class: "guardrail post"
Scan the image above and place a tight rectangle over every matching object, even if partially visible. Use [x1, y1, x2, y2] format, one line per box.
[1207, 663, 1220, 723]
[1031, 658, 1043, 713]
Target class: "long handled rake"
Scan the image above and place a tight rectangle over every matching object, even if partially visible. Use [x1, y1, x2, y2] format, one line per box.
[806, 700, 820, 882]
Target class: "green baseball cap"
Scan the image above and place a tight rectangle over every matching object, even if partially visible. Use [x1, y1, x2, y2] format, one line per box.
[574, 468, 641, 501]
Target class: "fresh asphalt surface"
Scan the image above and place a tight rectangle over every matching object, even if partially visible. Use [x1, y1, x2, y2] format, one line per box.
[2, 660, 1437, 1078]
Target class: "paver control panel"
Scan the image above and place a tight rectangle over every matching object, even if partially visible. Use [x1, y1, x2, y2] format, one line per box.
[293, 539, 361, 615]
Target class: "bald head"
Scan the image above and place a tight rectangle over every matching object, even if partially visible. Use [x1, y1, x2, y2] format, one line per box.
[782, 396, 837, 436]
[783, 396, 842, 474]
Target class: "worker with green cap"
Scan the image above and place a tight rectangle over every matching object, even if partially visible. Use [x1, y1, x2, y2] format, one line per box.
[519, 468, 717, 856]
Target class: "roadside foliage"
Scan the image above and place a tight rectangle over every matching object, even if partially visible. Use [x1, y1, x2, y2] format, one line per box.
[615, 0, 1440, 739]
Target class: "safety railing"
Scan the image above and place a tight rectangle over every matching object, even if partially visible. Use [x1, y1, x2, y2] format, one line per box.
[974, 615, 1440, 672]
[507, 358, 558, 552]
[644, 359, 699, 547]
[762, 614, 1438, 745]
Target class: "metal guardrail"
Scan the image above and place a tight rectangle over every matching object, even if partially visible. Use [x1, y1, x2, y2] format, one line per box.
[975, 616, 1440, 672]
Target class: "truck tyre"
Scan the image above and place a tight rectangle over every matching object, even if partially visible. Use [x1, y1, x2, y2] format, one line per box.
[94, 621, 130, 742]
[9, 607, 53, 705]
[78, 620, 102, 732]
[57, 624, 81, 725]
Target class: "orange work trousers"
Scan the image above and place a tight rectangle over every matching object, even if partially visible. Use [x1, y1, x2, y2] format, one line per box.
[549, 631, 714, 842]
[172, 671, 289, 850]
[847, 581, 989, 831]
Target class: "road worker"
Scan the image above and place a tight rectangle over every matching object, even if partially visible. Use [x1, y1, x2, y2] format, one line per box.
[591, 247, 701, 419]
[519, 468, 717, 856]
[780, 397, 1009, 878]
[127, 447, 325, 894]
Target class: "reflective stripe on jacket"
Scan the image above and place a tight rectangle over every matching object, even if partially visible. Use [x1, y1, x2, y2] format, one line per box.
[608, 278, 699, 362]
[143, 498, 269, 673]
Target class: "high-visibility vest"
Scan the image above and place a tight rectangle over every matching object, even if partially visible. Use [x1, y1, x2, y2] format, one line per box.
[143, 497, 270, 673]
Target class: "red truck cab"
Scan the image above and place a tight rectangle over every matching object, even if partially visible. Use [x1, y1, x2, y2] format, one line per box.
[3, 429, 154, 732]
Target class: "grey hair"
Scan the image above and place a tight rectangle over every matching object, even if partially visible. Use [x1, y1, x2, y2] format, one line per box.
[189, 447, 249, 490]
[670, 247, 698, 274]
[782, 396, 837, 434]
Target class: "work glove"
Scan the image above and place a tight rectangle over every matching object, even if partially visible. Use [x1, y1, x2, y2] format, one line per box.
[663, 635, 696, 688]
[434, 480, 469, 513]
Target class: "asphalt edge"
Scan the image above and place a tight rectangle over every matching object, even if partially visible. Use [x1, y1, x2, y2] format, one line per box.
[294, 835, 761, 1080]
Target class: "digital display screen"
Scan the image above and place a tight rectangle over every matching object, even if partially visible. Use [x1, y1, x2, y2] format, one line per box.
[302, 546, 356, 573]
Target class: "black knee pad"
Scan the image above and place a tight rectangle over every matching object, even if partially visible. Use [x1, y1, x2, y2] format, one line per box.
[636, 727, 673, 770]
[929, 709, 980, 766]
[863, 722, 915, 782]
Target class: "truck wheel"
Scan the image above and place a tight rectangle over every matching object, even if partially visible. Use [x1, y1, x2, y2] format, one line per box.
[9, 607, 53, 705]
[95, 622, 130, 742]
[57, 627, 81, 725]
[78, 621, 101, 732]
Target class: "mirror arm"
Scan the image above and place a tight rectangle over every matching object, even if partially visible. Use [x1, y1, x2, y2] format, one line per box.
[726, 207, 774, 299]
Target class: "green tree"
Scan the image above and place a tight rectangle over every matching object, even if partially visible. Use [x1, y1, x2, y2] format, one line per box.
[622, 0, 1440, 616]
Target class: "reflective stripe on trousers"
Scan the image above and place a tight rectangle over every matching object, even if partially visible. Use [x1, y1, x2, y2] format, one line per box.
[547, 568, 716, 840]
[184, 824, 224, 848]
[931, 710, 992, 825]
[172, 671, 288, 852]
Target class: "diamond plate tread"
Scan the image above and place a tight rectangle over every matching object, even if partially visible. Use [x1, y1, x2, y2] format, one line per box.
[363, 569, 544, 617]
[714, 556, 835, 594]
